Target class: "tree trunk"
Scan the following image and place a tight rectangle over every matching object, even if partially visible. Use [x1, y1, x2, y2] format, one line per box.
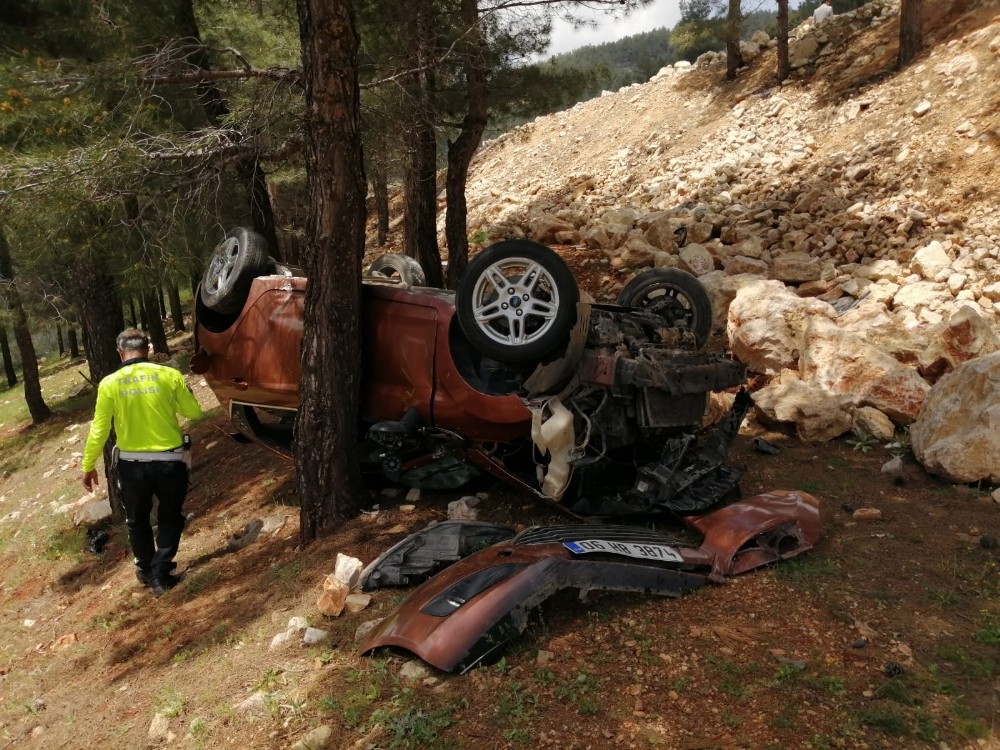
[0, 227, 51, 424]
[67, 324, 79, 359]
[295, 0, 366, 540]
[898, 0, 923, 67]
[128, 297, 138, 328]
[157, 284, 167, 320]
[371, 167, 390, 247]
[725, 0, 742, 81]
[143, 288, 170, 355]
[238, 155, 281, 257]
[168, 284, 185, 332]
[401, 0, 442, 287]
[0, 325, 16, 387]
[776, 0, 790, 83]
[75, 253, 126, 520]
[138, 293, 150, 334]
[56, 322, 65, 356]
[445, 0, 488, 290]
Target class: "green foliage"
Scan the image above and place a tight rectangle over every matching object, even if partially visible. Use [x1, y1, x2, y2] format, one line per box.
[975, 623, 1000, 647]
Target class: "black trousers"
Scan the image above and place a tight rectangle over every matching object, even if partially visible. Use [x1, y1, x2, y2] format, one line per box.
[117, 460, 189, 579]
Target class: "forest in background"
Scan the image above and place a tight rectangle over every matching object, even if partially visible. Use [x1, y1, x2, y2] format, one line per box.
[0, 0, 912, 394]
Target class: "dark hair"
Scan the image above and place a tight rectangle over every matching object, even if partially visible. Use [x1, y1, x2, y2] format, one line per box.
[116, 329, 150, 352]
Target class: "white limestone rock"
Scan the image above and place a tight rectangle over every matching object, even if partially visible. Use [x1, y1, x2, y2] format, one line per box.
[911, 352, 1000, 483]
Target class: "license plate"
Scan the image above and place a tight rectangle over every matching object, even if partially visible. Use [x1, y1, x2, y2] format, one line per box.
[563, 539, 683, 563]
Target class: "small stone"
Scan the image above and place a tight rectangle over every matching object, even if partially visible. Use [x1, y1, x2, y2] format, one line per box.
[289, 725, 334, 750]
[270, 630, 295, 650]
[851, 638, 868, 649]
[148, 712, 171, 742]
[234, 691, 270, 716]
[913, 101, 932, 117]
[355, 619, 381, 642]
[302, 627, 329, 646]
[880, 457, 903, 477]
[344, 593, 372, 614]
[980, 536, 998, 550]
[261, 515, 288, 534]
[852, 508, 882, 521]
[399, 660, 431, 681]
[405, 488, 421, 502]
[536, 650, 555, 665]
[398, 504, 416, 513]
[287, 616, 309, 631]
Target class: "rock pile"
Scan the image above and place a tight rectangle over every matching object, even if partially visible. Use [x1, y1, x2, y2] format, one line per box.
[457, 1, 1000, 483]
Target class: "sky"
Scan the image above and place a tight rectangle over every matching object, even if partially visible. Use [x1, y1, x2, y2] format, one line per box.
[545, 0, 806, 56]
[547, 1, 682, 56]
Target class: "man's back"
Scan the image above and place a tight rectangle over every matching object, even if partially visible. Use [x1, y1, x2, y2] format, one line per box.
[813, 3, 833, 23]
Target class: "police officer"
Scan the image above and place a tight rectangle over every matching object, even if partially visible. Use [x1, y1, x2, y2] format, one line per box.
[81, 329, 203, 596]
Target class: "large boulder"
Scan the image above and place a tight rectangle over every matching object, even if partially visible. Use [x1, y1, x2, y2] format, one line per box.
[917, 304, 1000, 381]
[727, 280, 836, 375]
[753, 370, 854, 442]
[911, 352, 1000, 483]
[799, 318, 930, 424]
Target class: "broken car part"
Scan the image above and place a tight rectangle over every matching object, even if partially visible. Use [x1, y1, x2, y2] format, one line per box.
[359, 521, 517, 591]
[359, 490, 822, 673]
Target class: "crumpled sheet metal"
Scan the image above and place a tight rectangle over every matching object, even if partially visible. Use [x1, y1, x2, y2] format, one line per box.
[359, 490, 821, 672]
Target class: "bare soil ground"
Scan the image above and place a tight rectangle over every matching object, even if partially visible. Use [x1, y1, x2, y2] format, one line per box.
[0, 242, 998, 750]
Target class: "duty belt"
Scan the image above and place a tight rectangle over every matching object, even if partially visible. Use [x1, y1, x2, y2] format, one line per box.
[118, 448, 185, 462]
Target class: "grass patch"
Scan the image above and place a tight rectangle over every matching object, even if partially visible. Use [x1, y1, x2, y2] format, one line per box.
[858, 707, 910, 736]
[265, 559, 305, 584]
[974, 623, 1000, 647]
[774, 555, 837, 586]
[44, 525, 86, 561]
[369, 688, 457, 749]
[184, 568, 221, 595]
[936, 642, 999, 681]
[155, 688, 186, 718]
[319, 661, 390, 730]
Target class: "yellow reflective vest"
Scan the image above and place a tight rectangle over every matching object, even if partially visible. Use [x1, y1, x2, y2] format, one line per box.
[82, 359, 203, 472]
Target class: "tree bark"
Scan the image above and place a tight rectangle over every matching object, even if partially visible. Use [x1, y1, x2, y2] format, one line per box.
[0, 324, 16, 387]
[238, 155, 281, 257]
[128, 297, 139, 328]
[56, 322, 65, 356]
[168, 284, 185, 332]
[445, 0, 489, 290]
[67, 324, 79, 359]
[295, 0, 366, 540]
[898, 0, 923, 67]
[75, 253, 125, 520]
[371, 166, 390, 247]
[776, 0, 790, 82]
[725, 0, 742, 81]
[401, 0, 443, 288]
[0, 227, 51, 424]
[143, 288, 170, 355]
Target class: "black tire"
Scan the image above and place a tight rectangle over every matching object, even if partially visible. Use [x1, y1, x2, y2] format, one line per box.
[199, 228, 272, 315]
[617, 268, 713, 348]
[365, 254, 426, 286]
[455, 240, 579, 365]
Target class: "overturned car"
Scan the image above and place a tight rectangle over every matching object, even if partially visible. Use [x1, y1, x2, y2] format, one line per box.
[192, 227, 823, 671]
[192, 228, 751, 516]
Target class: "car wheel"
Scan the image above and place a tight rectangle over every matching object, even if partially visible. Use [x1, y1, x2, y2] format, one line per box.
[200, 228, 272, 315]
[455, 240, 579, 365]
[617, 268, 713, 348]
[365, 253, 426, 286]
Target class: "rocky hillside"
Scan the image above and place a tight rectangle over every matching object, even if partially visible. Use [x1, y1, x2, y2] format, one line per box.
[457, 0, 1000, 486]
